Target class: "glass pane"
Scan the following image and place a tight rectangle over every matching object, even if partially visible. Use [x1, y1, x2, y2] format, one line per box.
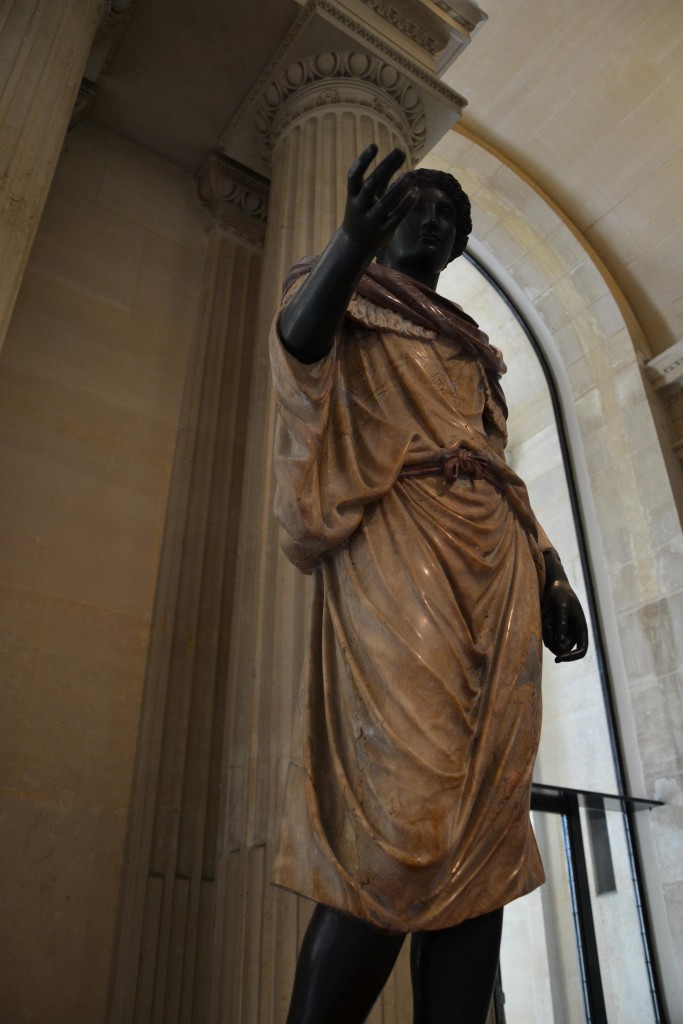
[579, 802, 658, 1021]
[498, 811, 587, 1023]
[438, 257, 618, 793]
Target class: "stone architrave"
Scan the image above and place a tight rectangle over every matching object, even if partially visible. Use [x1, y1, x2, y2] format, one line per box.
[0, 0, 107, 352]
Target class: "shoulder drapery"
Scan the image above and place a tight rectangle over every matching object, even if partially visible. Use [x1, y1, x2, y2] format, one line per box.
[271, 262, 550, 574]
[283, 256, 508, 389]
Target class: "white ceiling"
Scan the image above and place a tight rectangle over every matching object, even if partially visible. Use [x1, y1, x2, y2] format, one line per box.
[91, 0, 301, 170]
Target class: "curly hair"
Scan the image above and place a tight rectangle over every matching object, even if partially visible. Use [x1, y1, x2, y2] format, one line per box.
[376, 168, 472, 265]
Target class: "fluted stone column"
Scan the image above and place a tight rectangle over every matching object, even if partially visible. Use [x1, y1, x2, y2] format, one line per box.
[0, 0, 105, 351]
[105, 157, 269, 1024]
[209, 57, 441, 1024]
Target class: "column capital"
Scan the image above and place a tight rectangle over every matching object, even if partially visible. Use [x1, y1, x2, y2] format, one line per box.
[219, 0, 468, 176]
[255, 52, 427, 163]
[196, 153, 270, 251]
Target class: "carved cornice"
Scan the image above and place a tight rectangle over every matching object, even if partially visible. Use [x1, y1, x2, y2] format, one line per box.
[647, 342, 683, 389]
[431, 0, 484, 32]
[311, 0, 488, 74]
[360, 0, 441, 55]
[313, 0, 467, 103]
[646, 339, 683, 467]
[646, 339, 683, 398]
[196, 152, 270, 250]
[256, 52, 426, 157]
[294, 0, 488, 72]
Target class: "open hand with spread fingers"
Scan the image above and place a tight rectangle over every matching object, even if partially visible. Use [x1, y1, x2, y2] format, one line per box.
[279, 145, 417, 364]
[341, 145, 418, 259]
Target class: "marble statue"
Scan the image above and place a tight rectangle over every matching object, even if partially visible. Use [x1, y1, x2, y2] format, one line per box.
[269, 146, 588, 1024]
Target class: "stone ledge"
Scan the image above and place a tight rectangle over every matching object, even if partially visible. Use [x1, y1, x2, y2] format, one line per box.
[646, 338, 683, 393]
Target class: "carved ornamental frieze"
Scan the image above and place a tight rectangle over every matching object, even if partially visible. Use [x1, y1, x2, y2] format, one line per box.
[255, 52, 427, 160]
[293, 0, 488, 74]
[361, 0, 442, 56]
[196, 153, 270, 250]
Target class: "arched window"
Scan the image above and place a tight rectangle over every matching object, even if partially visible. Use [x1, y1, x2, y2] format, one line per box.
[438, 251, 664, 1022]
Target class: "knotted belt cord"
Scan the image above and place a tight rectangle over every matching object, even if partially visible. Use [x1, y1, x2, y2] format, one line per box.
[398, 446, 500, 489]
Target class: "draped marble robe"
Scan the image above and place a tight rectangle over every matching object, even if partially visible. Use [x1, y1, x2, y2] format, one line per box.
[270, 260, 551, 933]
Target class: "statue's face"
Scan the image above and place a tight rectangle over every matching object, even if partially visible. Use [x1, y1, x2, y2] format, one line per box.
[382, 186, 458, 282]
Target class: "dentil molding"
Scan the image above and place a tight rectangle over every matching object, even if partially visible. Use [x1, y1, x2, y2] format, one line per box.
[196, 153, 270, 250]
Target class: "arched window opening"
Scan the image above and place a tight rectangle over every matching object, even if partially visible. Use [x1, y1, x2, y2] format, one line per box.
[437, 252, 665, 1023]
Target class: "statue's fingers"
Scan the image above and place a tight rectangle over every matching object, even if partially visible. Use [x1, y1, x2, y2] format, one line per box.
[555, 611, 589, 662]
[382, 186, 418, 231]
[364, 148, 406, 198]
[572, 612, 589, 659]
[381, 172, 417, 211]
[556, 600, 569, 643]
[348, 144, 378, 196]
[556, 642, 588, 663]
[541, 608, 554, 650]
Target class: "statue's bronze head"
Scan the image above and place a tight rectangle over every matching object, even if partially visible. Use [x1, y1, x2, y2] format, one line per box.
[377, 168, 472, 267]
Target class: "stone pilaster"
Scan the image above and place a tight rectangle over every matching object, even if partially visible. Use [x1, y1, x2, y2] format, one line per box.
[106, 227, 265, 1024]
[0, 0, 106, 351]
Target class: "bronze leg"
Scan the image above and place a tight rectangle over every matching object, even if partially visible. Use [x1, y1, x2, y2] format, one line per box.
[410, 908, 504, 1024]
[285, 903, 405, 1024]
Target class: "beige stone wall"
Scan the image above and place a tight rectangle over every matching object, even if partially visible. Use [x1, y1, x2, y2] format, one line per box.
[0, 123, 210, 1022]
